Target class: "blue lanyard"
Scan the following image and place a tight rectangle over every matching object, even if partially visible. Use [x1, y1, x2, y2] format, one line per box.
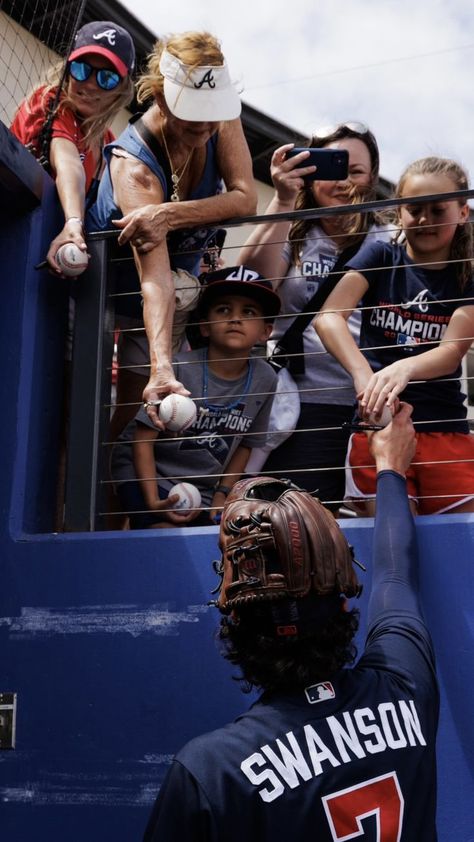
[201, 349, 254, 412]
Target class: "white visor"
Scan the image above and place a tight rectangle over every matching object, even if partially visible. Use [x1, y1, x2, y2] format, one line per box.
[159, 49, 241, 122]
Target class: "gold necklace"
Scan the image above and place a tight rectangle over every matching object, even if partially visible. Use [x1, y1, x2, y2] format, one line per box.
[160, 126, 193, 202]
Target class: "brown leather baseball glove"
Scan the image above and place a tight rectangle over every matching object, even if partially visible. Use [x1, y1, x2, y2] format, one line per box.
[216, 477, 361, 613]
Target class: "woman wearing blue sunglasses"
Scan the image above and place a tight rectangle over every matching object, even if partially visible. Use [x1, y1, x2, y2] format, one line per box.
[11, 20, 135, 275]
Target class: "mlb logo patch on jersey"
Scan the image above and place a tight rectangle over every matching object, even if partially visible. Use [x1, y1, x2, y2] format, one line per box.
[305, 681, 335, 704]
[396, 333, 418, 346]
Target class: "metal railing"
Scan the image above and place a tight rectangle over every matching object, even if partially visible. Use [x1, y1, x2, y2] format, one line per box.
[64, 191, 474, 530]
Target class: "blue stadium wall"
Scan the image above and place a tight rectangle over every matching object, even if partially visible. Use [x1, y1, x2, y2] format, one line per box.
[1, 124, 473, 841]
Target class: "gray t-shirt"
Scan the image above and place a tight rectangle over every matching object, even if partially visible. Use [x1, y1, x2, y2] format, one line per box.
[111, 350, 277, 507]
[272, 224, 390, 405]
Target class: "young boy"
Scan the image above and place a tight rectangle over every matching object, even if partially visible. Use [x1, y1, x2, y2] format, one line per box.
[111, 266, 280, 527]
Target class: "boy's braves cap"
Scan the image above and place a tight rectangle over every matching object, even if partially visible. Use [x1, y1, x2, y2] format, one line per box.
[159, 49, 241, 121]
[199, 266, 281, 318]
[69, 21, 136, 77]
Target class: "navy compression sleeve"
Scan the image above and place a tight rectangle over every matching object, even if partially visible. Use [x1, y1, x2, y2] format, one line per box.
[367, 470, 421, 625]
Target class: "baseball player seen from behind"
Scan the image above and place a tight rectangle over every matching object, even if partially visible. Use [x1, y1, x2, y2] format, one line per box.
[143, 402, 439, 842]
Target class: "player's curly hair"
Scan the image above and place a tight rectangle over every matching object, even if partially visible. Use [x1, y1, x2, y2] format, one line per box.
[218, 602, 359, 694]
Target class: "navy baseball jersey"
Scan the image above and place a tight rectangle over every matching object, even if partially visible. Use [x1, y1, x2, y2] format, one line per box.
[346, 240, 474, 431]
[143, 472, 439, 841]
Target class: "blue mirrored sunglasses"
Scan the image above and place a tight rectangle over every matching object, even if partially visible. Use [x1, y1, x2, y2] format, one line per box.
[69, 60, 121, 91]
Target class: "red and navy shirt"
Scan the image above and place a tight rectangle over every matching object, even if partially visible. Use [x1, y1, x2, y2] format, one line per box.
[10, 86, 114, 194]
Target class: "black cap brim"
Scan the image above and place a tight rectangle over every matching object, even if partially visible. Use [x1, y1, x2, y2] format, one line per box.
[199, 278, 280, 319]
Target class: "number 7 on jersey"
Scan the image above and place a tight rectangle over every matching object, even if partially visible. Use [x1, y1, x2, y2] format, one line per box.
[322, 772, 404, 841]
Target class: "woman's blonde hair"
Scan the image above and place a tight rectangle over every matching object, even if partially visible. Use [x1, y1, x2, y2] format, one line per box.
[26, 59, 134, 153]
[396, 156, 473, 289]
[136, 31, 224, 104]
[288, 124, 381, 267]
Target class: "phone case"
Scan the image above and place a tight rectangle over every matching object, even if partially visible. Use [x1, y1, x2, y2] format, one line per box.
[286, 147, 349, 181]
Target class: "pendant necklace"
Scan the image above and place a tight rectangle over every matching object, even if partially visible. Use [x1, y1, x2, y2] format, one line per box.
[160, 125, 193, 202]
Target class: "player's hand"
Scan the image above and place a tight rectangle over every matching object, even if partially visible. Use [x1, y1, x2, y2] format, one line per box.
[113, 204, 171, 253]
[143, 371, 191, 429]
[367, 402, 416, 476]
[270, 144, 316, 205]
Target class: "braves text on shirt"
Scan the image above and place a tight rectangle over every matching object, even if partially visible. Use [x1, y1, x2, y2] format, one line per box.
[194, 407, 253, 434]
[240, 699, 426, 803]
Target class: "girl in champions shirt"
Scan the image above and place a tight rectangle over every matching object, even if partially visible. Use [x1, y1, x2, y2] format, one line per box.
[316, 156, 474, 515]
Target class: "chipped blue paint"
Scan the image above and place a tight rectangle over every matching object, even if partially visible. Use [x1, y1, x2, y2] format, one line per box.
[0, 604, 208, 638]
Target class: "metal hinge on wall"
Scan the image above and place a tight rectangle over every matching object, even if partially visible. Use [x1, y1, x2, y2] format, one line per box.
[0, 692, 17, 749]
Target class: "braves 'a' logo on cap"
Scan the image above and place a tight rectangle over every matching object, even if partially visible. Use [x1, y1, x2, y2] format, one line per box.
[194, 69, 216, 90]
[92, 29, 117, 45]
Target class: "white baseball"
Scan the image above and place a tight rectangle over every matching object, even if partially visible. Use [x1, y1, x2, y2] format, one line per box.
[55, 243, 89, 277]
[159, 394, 197, 432]
[169, 482, 202, 511]
[367, 403, 394, 427]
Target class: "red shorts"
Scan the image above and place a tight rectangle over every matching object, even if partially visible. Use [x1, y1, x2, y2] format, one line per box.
[346, 431, 474, 515]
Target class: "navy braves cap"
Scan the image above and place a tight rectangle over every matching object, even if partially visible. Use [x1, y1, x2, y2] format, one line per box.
[69, 21, 136, 77]
[199, 265, 281, 319]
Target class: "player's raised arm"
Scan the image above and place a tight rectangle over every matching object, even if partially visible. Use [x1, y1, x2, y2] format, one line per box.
[367, 403, 420, 621]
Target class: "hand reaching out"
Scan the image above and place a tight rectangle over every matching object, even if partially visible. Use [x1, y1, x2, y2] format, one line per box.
[142, 369, 191, 429]
[47, 219, 88, 276]
[113, 203, 171, 253]
[358, 361, 412, 420]
[367, 402, 416, 477]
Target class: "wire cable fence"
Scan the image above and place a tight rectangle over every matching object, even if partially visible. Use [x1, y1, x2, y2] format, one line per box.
[64, 192, 474, 530]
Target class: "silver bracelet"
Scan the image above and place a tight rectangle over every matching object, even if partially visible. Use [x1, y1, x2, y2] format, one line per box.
[66, 217, 83, 227]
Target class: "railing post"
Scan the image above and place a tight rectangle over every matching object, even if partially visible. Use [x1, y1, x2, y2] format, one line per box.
[64, 237, 114, 531]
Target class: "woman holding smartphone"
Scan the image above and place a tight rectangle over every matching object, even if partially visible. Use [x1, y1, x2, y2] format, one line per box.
[240, 123, 388, 510]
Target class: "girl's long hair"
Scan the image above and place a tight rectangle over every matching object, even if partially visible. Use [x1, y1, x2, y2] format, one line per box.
[288, 124, 381, 267]
[22, 59, 134, 158]
[396, 156, 473, 290]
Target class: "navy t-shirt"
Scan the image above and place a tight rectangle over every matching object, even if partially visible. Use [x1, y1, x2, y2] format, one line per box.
[143, 473, 439, 842]
[346, 240, 474, 431]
